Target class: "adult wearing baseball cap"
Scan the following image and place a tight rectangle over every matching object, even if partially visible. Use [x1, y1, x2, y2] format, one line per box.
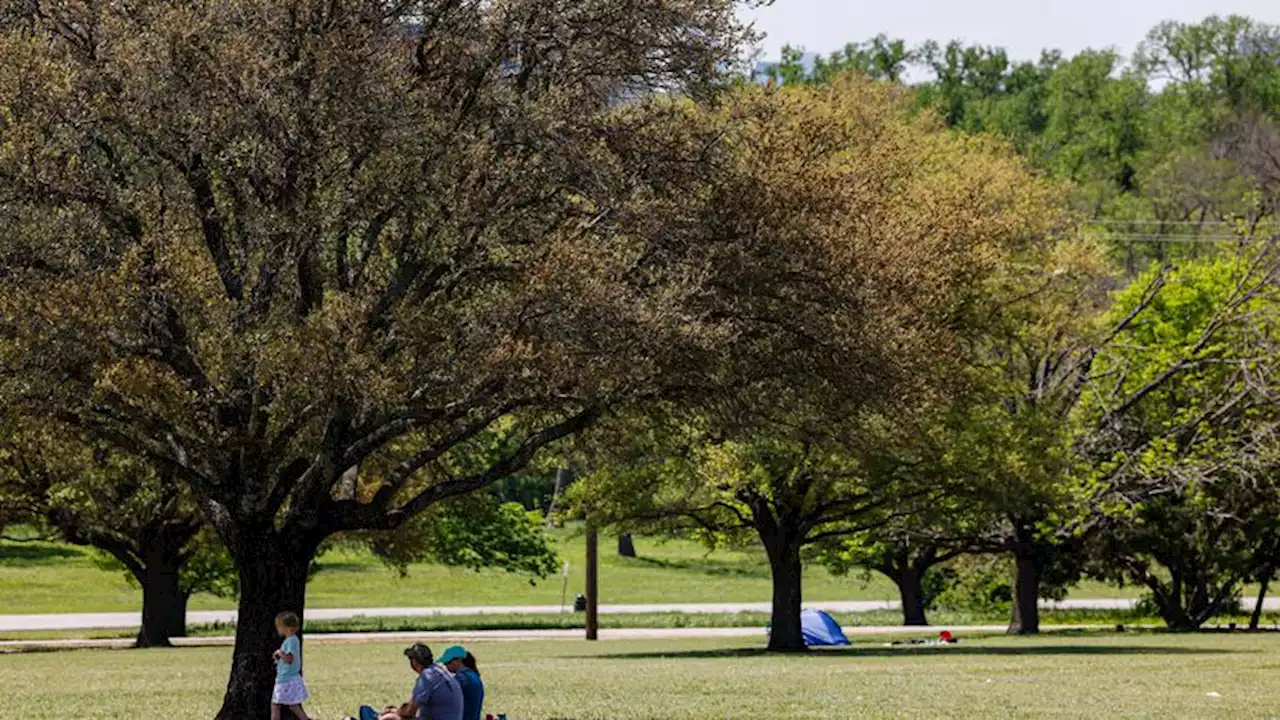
[439, 646, 485, 720]
[366, 643, 464, 720]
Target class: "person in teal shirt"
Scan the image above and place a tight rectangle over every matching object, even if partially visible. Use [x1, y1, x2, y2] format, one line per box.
[440, 646, 484, 720]
[272, 611, 311, 720]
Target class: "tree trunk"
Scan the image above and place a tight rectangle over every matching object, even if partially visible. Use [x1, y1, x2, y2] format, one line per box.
[1144, 576, 1198, 631]
[1148, 571, 1237, 631]
[1251, 566, 1273, 631]
[896, 566, 929, 627]
[1154, 597, 1196, 631]
[81, 522, 196, 649]
[617, 533, 636, 558]
[1008, 545, 1041, 635]
[135, 559, 189, 648]
[765, 541, 805, 652]
[216, 531, 315, 720]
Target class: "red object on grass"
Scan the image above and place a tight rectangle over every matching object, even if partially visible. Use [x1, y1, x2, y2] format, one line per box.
[939, 630, 954, 643]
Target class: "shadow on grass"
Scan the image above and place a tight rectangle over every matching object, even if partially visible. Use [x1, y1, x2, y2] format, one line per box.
[624, 556, 767, 580]
[579, 644, 1238, 661]
[310, 560, 382, 573]
[0, 543, 80, 565]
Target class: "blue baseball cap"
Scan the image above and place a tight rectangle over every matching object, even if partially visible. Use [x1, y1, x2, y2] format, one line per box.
[438, 645, 468, 664]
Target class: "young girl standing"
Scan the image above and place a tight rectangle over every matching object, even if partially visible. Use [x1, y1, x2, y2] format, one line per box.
[272, 611, 311, 720]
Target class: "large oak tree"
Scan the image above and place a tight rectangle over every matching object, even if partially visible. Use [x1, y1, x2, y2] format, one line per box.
[0, 0, 766, 715]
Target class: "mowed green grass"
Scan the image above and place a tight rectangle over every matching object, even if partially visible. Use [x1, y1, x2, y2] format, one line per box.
[1, 633, 1277, 718]
[0, 531, 1135, 615]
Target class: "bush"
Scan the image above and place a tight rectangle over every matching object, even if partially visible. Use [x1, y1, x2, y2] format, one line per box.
[920, 565, 958, 611]
[933, 555, 1013, 613]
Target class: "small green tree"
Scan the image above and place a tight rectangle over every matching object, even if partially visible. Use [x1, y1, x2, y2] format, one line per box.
[1083, 250, 1280, 629]
[572, 416, 939, 650]
[850, 235, 1112, 635]
[814, 519, 970, 626]
[0, 421, 234, 647]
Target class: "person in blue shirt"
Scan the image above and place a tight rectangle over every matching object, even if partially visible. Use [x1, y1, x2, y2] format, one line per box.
[440, 646, 485, 720]
[369, 643, 463, 720]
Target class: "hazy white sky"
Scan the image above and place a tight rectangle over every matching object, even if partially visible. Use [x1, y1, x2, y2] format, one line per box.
[744, 0, 1280, 62]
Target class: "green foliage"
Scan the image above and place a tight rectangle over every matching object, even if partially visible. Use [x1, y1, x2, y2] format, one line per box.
[1087, 476, 1256, 630]
[774, 17, 1280, 274]
[1034, 51, 1148, 198]
[933, 556, 1013, 613]
[0, 419, 235, 600]
[816, 546, 957, 614]
[493, 473, 560, 513]
[343, 418, 559, 579]
[1089, 251, 1279, 445]
[179, 529, 238, 599]
[769, 36, 916, 85]
[365, 495, 559, 581]
[1136, 15, 1280, 115]
[92, 527, 238, 600]
[932, 554, 1078, 613]
[915, 41, 1029, 132]
[1082, 252, 1280, 629]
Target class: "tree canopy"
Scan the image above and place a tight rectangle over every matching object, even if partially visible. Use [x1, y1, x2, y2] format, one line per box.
[569, 73, 1066, 649]
[0, 0, 768, 714]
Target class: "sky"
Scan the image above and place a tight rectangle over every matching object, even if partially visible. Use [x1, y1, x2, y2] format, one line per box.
[743, 0, 1280, 63]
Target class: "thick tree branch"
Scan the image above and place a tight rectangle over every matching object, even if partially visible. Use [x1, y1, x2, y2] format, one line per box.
[184, 153, 243, 301]
[329, 405, 601, 532]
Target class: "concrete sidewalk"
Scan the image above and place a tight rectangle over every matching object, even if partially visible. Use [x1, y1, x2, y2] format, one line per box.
[1, 597, 1271, 632]
[0, 624, 1037, 652]
[0, 601, 898, 632]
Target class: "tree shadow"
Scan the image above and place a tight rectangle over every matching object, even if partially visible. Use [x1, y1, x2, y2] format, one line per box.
[579, 644, 1239, 661]
[311, 560, 376, 573]
[625, 556, 767, 580]
[0, 543, 80, 565]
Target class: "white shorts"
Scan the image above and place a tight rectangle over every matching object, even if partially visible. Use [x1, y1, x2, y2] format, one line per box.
[273, 676, 309, 706]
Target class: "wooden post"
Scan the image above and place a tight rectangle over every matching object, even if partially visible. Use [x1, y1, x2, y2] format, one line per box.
[585, 524, 599, 640]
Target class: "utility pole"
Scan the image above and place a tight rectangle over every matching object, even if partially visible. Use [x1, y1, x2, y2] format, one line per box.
[585, 524, 599, 640]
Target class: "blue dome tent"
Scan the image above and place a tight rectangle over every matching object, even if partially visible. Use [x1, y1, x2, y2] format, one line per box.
[800, 609, 849, 646]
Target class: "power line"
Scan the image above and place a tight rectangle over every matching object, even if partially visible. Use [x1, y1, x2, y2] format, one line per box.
[1091, 220, 1248, 226]
[1094, 235, 1253, 243]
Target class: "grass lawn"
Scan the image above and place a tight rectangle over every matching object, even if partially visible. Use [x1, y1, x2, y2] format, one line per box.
[1, 632, 1277, 718]
[0, 530, 1137, 615]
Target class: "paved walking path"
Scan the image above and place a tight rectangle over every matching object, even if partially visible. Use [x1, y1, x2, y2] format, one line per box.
[0, 624, 1055, 652]
[0, 601, 897, 632]
[3, 597, 1269, 632]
